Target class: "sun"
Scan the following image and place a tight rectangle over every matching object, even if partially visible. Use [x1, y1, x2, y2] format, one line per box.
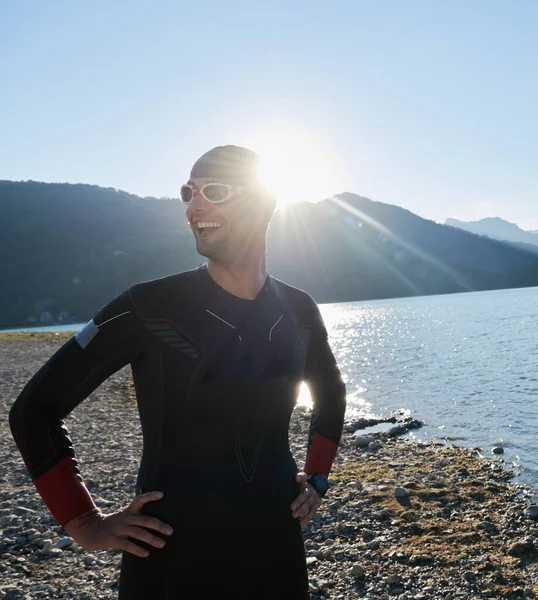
[251, 128, 343, 208]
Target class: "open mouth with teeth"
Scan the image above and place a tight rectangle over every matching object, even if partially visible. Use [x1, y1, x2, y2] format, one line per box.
[196, 221, 223, 235]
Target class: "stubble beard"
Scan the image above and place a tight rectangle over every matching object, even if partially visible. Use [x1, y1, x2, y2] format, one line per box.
[194, 217, 267, 267]
[195, 232, 233, 266]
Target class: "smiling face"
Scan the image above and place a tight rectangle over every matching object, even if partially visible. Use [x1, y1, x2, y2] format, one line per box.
[185, 177, 273, 265]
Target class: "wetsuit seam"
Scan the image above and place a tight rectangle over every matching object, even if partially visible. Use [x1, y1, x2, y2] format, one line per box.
[268, 314, 284, 341]
[233, 424, 265, 483]
[206, 309, 242, 342]
[96, 310, 130, 328]
[127, 289, 204, 348]
[127, 289, 207, 397]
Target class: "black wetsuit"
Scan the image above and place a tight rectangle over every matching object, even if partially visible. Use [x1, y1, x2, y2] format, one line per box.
[9, 264, 346, 599]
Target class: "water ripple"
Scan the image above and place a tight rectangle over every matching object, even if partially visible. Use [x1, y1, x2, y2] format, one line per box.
[319, 286, 538, 498]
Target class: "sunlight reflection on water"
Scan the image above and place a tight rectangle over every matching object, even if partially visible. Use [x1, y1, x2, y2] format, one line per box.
[313, 287, 538, 497]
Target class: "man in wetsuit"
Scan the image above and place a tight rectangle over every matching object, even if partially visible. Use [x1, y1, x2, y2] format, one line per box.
[9, 145, 347, 599]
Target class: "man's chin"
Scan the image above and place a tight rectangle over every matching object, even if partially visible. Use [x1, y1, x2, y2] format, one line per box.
[195, 240, 217, 260]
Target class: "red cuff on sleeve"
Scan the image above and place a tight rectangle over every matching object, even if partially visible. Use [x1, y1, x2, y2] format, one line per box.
[34, 456, 97, 527]
[304, 433, 338, 477]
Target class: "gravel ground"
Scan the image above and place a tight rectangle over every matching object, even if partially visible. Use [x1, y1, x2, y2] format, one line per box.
[1, 333, 538, 599]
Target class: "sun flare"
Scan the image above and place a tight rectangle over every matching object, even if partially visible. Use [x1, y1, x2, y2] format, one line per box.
[252, 128, 343, 208]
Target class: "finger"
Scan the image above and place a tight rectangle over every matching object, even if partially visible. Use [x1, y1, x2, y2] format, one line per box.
[295, 503, 312, 522]
[293, 491, 320, 518]
[290, 486, 313, 512]
[290, 496, 306, 514]
[296, 500, 318, 519]
[120, 525, 167, 549]
[117, 538, 151, 558]
[300, 498, 320, 522]
[129, 491, 164, 513]
[295, 472, 307, 484]
[126, 514, 174, 536]
[300, 506, 316, 525]
[291, 497, 314, 518]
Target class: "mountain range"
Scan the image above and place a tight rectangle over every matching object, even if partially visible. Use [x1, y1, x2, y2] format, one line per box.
[445, 217, 538, 249]
[1, 180, 538, 329]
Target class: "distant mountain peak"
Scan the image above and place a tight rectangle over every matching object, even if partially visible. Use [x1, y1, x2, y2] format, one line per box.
[445, 217, 538, 247]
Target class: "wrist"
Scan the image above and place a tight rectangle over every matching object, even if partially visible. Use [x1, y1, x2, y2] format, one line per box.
[306, 473, 329, 498]
[64, 507, 102, 535]
[34, 457, 97, 527]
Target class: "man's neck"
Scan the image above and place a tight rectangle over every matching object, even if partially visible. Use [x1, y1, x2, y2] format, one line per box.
[207, 255, 267, 300]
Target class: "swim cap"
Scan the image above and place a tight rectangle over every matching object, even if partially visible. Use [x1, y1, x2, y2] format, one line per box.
[190, 145, 260, 185]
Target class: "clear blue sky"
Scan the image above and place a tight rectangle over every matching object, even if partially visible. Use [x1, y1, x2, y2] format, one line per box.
[1, 0, 537, 228]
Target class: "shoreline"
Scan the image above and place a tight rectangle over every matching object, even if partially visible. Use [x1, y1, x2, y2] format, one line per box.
[1, 334, 538, 599]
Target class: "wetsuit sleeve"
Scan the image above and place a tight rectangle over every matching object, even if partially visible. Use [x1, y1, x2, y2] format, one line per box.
[8, 289, 140, 527]
[303, 301, 346, 478]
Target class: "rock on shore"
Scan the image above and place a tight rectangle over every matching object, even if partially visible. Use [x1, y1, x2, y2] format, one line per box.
[1, 333, 538, 599]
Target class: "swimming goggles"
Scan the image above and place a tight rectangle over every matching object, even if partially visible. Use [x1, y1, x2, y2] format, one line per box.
[180, 182, 247, 205]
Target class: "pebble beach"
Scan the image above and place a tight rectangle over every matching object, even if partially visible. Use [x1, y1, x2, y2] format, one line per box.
[1, 332, 538, 599]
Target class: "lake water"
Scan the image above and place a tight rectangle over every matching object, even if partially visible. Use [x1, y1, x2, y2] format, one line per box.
[4, 286, 538, 496]
[1, 323, 88, 332]
[316, 285, 538, 499]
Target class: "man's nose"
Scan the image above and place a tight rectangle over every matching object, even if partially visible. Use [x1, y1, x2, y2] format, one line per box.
[190, 189, 211, 209]
[186, 189, 210, 220]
